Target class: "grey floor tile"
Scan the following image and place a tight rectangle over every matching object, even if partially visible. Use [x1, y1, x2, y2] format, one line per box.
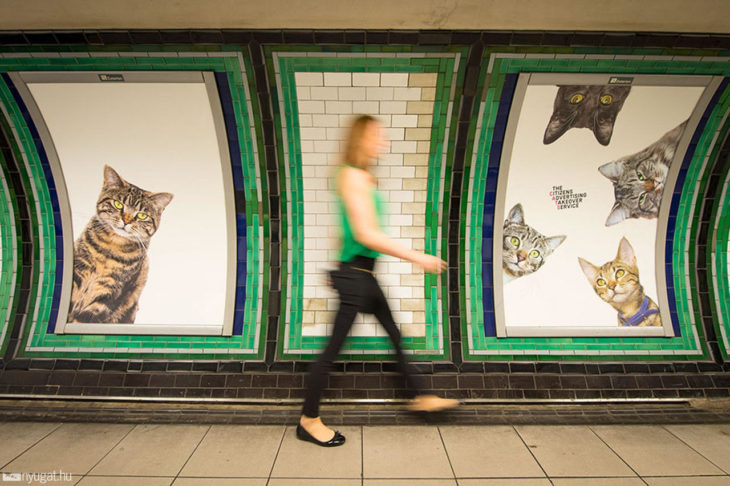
[0, 423, 133, 475]
[365, 480, 457, 486]
[77, 476, 174, 485]
[270, 426, 361, 479]
[664, 424, 730, 473]
[89, 424, 209, 477]
[269, 480, 360, 486]
[457, 480, 552, 485]
[515, 425, 635, 477]
[0, 422, 61, 468]
[363, 426, 453, 479]
[551, 478, 647, 486]
[592, 425, 725, 477]
[644, 477, 730, 486]
[179, 425, 284, 478]
[172, 479, 266, 486]
[439, 425, 544, 478]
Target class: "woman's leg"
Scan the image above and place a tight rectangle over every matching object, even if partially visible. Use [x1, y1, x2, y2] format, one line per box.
[369, 276, 420, 398]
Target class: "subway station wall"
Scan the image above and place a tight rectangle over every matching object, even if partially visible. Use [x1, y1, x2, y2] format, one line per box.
[0, 30, 729, 373]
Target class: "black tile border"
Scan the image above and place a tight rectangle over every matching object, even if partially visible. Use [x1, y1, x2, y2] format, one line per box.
[0, 29, 728, 402]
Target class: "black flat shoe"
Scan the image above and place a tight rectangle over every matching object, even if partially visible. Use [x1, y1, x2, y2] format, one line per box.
[296, 423, 346, 447]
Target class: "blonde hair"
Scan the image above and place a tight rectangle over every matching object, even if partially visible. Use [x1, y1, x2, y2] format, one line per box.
[343, 114, 377, 168]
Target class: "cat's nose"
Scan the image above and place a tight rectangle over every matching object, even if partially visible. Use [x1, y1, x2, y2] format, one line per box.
[644, 180, 655, 191]
[608, 281, 616, 290]
[516, 251, 526, 262]
[122, 213, 134, 225]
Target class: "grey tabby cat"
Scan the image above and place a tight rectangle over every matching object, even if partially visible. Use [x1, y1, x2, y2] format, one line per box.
[503, 203, 566, 283]
[68, 165, 173, 323]
[599, 120, 686, 226]
[544, 85, 631, 145]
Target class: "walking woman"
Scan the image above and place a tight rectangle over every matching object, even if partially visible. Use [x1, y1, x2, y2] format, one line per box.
[297, 115, 459, 447]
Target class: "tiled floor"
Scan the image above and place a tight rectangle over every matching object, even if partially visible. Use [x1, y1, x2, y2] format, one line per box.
[0, 421, 728, 485]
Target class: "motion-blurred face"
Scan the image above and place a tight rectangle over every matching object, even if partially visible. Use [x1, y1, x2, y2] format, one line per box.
[360, 120, 389, 165]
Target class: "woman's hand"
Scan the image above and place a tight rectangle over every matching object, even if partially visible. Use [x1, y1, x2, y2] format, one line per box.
[411, 253, 447, 273]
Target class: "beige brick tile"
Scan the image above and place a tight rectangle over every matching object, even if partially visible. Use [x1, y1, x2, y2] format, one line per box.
[401, 298, 425, 311]
[295, 72, 323, 86]
[400, 324, 426, 337]
[406, 100, 434, 114]
[393, 87, 421, 100]
[402, 179, 427, 191]
[391, 114, 419, 127]
[415, 166, 429, 178]
[405, 127, 432, 141]
[418, 114, 434, 127]
[401, 226, 425, 238]
[408, 72, 438, 87]
[420, 87, 436, 101]
[417, 141, 432, 152]
[404, 153, 430, 166]
[402, 202, 426, 214]
[303, 298, 327, 312]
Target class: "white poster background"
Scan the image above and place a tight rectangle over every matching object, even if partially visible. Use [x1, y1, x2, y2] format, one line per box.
[28, 83, 228, 327]
[503, 85, 704, 327]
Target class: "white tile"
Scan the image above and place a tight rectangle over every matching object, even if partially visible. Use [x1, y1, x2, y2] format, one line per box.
[310, 86, 339, 100]
[380, 73, 410, 87]
[323, 72, 352, 86]
[367, 87, 394, 101]
[389, 191, 415, 203]
[391, 114, 419, 127]
[299, 127, 327, 140]
[353, 101, 380, 114]
[379, 101, 408, 114]
[298, 114, 313, 127]
[311, 114, 340, 127]
[296, 86, 310, 100]
[325, 100, 353, 114]
[353, 73, 381, 86]
[390, 166, 416, 178]
[393, 87, 422, 100]
[313, 140, 340, 153]
[338, 87, 367, 100]
[298, 100, 325, 114]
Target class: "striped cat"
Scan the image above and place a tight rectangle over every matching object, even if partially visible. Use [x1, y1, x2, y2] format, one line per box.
[599, 120, 686, 226]
[578, 237, 661, 327]
[68, 165, 173, 323]
[502, 203, 566, 283]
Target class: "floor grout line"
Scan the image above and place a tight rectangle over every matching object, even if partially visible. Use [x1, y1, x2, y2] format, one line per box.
[170, 424, 212, 484]
[436, 425, 459, 485]
[587, 425, 649, 486]
[661, 424, 730, 475]
[265, 424, 287, 486]
[361, 425, 364, 486]
[0, 421, 64, 470]
[511, 425, 555, 486]
[79, 422, 138, 480]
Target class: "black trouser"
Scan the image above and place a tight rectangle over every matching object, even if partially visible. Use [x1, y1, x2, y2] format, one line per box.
[301, 255, 421, 418]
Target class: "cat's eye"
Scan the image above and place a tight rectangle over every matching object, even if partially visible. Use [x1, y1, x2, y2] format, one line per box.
[529, 249, 540, 258]
[600, 95, 613, 105]
[596, 278, 607, 287]
[510, 236, 520, 247]
[636, 171, 646, 181]
[616, 269, 625, 278]
[569, 94, 584, 104]
[113, 200, 123, 210]
[136, 213, 148, 220]
[639, 193, 648, 204]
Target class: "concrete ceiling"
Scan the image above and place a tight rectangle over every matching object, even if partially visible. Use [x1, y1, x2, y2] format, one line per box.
[1, 0, 729, 33]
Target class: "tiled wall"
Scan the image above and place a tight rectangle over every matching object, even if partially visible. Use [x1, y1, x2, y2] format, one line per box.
[0, 30, 728, 402]
[297, 71, 436, 339]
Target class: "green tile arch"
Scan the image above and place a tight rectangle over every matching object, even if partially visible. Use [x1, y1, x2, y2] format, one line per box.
[463, 49, 730, 361]
[0, 48, 267, 359]
[0, 136, 20, 356]
[707, 132, 730, 359]
[264, 45, 467, 360]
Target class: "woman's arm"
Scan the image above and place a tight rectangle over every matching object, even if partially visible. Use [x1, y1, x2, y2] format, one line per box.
[338, 167, 445, 273]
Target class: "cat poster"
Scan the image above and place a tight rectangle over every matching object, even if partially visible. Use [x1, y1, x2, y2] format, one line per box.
[495, 74, 712, 336]
[25, 77, 234, 334]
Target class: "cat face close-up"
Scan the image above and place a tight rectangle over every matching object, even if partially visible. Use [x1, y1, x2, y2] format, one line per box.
[598, 120, 686, 226]
[502, 203, 566, 280]
[95, 165, 173, 242]
[543, 85, 631, 146]
[578, 237, 640, 305]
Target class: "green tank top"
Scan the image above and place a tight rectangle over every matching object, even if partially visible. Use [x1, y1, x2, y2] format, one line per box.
[336, 164, 385, 262]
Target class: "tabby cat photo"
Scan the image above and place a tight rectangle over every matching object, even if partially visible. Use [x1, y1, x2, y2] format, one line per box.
[543, 85, 631, 146]
[68, 165, 173, 323]
[599, 120, 686, 226]
[503, 203, 566, 283]
[578, 237, 661, 327]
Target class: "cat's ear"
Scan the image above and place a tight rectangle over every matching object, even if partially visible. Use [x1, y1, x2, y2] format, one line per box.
[543, 114, 570, 145]
[593, 118, 615, 146]
[545, 235, 566, 252]
[616, 237, 636, 266]
[605, 202, 630, 226]
[150, 192, 174, 210]
[507, 204, 524, 225]
[598, 161, 623, 181]
[578, 257, 598, 283]
[103, 165, 125, 188]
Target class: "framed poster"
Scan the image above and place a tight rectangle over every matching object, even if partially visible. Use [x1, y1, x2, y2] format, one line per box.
[12, 71, 236, 335]
[494, 73, 720, 337]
